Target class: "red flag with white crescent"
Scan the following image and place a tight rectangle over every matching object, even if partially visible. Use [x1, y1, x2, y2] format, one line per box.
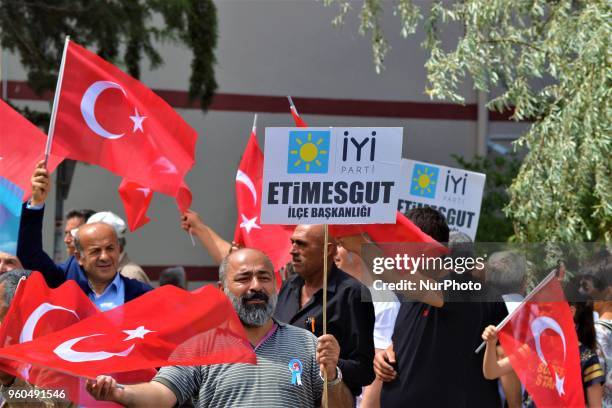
[498, 275, 584, 407]
[0, 284, 256, 382]
[234, 117, 293, 285]
[0, 272, 126, 406]
[52, 40, 197, 197]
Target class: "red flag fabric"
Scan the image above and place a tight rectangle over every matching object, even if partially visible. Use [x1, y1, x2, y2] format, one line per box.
[176, 180, 193, 214]
[329, 212, 441, 245]
[52, 40, 197, 197]
[234, 121, 293, 285]
[290, 105, 308, 127]
[0, 272, 120, 406]
[118, 179, 154, 231]
[498, 274, 584, 407]
[0, 272, 98, 351]
[0, 284, 256, 381]
[0, 100, 66, 200]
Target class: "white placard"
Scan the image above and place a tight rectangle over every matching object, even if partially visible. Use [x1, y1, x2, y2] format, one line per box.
[262, 127, 403, 224]
[398, 159, 486, 239]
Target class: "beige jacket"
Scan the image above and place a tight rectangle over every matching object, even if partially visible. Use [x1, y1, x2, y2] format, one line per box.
[118, 252, 151, 285]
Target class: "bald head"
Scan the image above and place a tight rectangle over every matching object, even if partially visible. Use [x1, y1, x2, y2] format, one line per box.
[219, 248, 274, 286]
[294, 224, 325, 242]
[219, 248, 277, 327]
[74, 222, 120, 285]
[0, 251, 23, 273]
[290, 224, 336, 280]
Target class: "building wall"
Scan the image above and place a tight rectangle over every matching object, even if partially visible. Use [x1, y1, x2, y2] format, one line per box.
[2, 0, 529, 279]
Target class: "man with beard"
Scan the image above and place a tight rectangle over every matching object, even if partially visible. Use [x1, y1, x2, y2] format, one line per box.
[274, 224, 375, 400]
[87, 248, 354, 407]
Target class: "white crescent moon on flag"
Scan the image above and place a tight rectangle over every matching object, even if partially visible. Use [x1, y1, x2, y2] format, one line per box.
[80, 81, 127, 140]
[236, 169, 257, 204]
[531, 316, 567, 366]
[20, 303, 79, 344]
[54, 334, 135, 363]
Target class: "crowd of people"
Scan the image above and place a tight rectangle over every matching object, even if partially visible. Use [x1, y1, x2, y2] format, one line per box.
[0, 163, 609, 408]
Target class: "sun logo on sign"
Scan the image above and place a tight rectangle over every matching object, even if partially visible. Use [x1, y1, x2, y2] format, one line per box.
[410, 164, 439, 199]
[287, 130, 330, 174]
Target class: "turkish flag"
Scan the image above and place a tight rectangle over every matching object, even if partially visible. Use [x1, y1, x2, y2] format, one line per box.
[118, 179, 154, 231]
[0, 272, 120, 406]
[0, 272, 98, 351]
[0, 272, 157, 406]
[0, 284, 256, 382]
[0, 100, 66, 199]
[52, 40, 197, 197]
[290, 105, 308, 127]
[498, 274, 584, 407]
[234, 119, 293, 285]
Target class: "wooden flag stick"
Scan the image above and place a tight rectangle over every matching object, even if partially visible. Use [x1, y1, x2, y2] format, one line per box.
[322, 223, 329, 408]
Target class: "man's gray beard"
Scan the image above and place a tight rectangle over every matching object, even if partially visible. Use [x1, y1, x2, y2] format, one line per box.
[224, 288, 277, 327]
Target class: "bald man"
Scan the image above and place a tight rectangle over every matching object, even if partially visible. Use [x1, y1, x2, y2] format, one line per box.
[17, 162, 151, 310]
[274, 224, 375, 401]
[0, 252, 23, 274]
[88, 248, 354, 407]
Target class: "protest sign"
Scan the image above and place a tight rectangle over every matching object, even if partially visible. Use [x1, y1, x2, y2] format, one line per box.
[262, 127, 403, 224]
[397, 159, 485, 239]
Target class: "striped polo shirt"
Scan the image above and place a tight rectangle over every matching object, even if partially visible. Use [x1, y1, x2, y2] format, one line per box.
[153, 319, 323, 407]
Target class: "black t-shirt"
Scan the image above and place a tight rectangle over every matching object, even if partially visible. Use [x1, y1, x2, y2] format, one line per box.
[468, 282, 509, 407]
[380, 273, 507, 408]
[274, 265, 375, 397]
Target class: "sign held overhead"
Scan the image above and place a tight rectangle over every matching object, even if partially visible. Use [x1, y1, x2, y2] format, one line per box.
[262, 127, 403, 225]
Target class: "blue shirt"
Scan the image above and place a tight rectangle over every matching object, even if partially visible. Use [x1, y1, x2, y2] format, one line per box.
[88, 272, 125, 311]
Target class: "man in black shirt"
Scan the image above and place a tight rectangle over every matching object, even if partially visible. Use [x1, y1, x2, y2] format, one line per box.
[376, 208, 506, 407]
[274, 224, 375, 399]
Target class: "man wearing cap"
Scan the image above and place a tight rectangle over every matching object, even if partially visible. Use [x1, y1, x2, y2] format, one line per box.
[17, 161, 152, 310]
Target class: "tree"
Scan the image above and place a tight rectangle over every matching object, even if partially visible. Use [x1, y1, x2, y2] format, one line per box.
[323, 0, 611, 243]
[453, 154, 521, 242]
[0, 0, 218, 260]
[0, 0, 218, 123]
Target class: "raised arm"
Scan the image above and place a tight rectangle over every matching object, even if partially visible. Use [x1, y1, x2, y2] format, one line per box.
[481, 325, 514, 379]
[17, 161, 66, 287]
[338, 234, 444, 307]
[180, 209, 232, 264]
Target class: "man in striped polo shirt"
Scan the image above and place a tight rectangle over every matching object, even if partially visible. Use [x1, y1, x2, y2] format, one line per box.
[87, 248, 354, 407]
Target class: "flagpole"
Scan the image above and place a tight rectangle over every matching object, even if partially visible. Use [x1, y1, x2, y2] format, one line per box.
[322, 223, 329, 408]
[44, 35, 70, 168]
[287, 95, 300, 116]
[474, 270, 556, 353]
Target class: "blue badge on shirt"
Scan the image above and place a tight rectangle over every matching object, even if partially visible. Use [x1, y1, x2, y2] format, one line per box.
[288, 358, 303, 386]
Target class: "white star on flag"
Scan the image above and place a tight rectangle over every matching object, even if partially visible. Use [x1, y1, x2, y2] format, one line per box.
[554, 373, 565, 396]
[136, 187, 151, 197]
[129, 107, 147, 133]
[123, 325, 155, 341]
[240, 214, 261, 234]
